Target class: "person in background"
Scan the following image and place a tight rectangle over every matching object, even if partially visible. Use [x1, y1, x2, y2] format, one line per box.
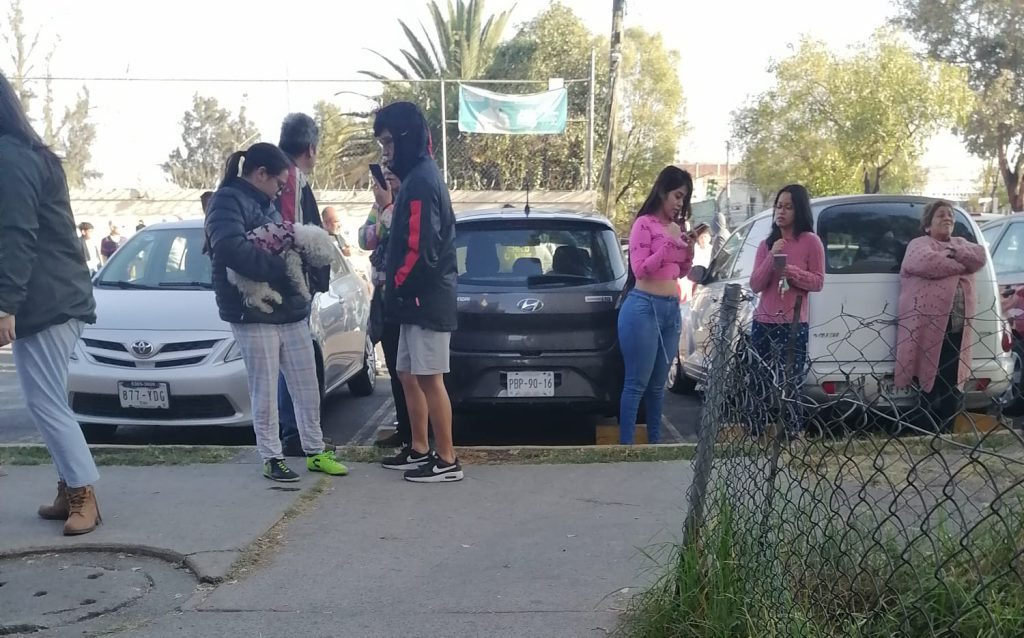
[374, 102, 461, 482]
[78, 222, 102, 274]
[275, 112, 334, 458]
[100, 222, 124, 264]
[691, 223, 713, 269]
[360, 166, 415, 449]
[0, 71, 101, 535]
[619, 166, 694, 445]
[135, 219, 146, 232]
[748, 184, 825, 438]
[321, 206, 351, 257]
[895, 200, 986, 432]
[205, 142, 347, 482]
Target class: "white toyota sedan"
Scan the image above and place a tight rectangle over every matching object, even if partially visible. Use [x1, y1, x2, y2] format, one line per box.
[68, 220, 376, 441]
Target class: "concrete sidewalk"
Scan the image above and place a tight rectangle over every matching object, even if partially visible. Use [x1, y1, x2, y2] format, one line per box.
[0, 459, 693, 637]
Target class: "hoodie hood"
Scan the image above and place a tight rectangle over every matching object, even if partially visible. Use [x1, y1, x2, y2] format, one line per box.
[373, 101, 430, 180]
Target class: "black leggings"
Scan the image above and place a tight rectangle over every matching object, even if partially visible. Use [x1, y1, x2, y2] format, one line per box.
[921, 324, 964, 432]
[381, 321, 412, 443]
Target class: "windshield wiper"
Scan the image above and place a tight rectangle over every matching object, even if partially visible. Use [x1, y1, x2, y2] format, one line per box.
[97, 280, 159, 290]
[158, 281, 213, 289]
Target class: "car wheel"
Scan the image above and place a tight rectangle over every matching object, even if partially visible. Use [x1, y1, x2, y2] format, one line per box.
[348, 335, 377, 397]
[999, 344, 1024, 417]
[667, 355, 697, 395]
[80, 423, 117, 444]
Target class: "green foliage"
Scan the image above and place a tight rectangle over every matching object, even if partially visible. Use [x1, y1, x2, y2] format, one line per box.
[162, 94, 260, 189]
[310, 100, 377, 189]
[362, 1, 687, 224]
[733, 31, 970, 197]
[1, 0, 99, 187]
[896, 0, 1024, 209]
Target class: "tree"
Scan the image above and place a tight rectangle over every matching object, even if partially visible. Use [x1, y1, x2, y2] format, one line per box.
[310, 100, 378, 190]
[896, 0, 1024, 210]
[163, 94, 260, 189]
[732, 32, 970, 196]
[2, 0, 99, 187]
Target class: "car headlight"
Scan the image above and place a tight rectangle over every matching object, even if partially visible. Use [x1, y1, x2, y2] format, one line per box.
[224, 340, 243, 363]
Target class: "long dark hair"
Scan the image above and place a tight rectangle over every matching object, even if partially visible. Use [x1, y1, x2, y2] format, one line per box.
[636, 165, 694, 223]
[624, 166, 695, 290]
[0, 72, 61, 167]
[219, 142, 291, 189]
[765, 184, 813, 248]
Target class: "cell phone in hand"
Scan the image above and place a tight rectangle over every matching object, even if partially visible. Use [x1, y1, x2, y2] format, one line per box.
[369, 163, 387, 189]
[773, 253, 787, 271]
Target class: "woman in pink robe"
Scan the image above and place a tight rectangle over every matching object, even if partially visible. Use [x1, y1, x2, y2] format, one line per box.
[895, 200, 987, 431]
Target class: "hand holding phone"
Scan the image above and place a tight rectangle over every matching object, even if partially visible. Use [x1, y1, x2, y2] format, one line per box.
[369, 163, 387, 189]
[772, 253, 787, 272]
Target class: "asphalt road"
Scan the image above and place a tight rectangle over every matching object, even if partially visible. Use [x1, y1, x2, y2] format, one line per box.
[0, 346, 703, 447]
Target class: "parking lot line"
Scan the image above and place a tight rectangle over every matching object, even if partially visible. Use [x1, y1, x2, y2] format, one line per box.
[662, 416, 684, 443]
[349, 397, 395, 445]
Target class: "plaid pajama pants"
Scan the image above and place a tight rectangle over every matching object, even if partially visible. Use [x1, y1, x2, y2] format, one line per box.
[230, 321, 324, 460]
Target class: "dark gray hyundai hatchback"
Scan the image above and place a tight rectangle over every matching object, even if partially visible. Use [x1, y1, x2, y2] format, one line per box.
[447, 208, 628, 414]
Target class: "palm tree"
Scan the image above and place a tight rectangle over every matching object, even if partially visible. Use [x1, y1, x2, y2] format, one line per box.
[360, 0, 514, 81]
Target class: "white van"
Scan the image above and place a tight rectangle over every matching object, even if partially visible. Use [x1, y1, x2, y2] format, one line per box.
[677, 195, 1012, 410]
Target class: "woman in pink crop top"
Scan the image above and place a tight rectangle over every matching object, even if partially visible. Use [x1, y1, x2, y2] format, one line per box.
[747, 184, 824, 437]
[618, 166, 694, 444]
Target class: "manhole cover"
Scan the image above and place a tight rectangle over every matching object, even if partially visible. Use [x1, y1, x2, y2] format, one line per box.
[0, 551, 197, 636]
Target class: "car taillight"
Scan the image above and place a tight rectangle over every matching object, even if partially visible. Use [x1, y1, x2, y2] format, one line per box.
[1003, 326, 1013, 353]
[822, 381, 837, 395]
[972, 378, 991, 391]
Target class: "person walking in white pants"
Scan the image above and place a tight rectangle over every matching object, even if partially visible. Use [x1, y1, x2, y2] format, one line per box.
[0, 71, 101, 535]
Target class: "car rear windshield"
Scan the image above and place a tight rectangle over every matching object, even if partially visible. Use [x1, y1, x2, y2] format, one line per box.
[455, 219, 626, 288]
[95, 227, 212, 289]
[817, 202, 978, 275]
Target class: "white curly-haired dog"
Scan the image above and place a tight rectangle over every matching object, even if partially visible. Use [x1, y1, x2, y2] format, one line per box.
[227, 221, 343, 314]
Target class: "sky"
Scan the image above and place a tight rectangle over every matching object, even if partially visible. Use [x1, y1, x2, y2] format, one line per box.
[16, 0, 980, 190]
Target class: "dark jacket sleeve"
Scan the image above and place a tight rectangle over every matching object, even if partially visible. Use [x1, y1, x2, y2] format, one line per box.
[392, 179, 440, 295]
[206, 194, 291, 286]
[0, 152, 42, 315]
[300, 185, 330, 294]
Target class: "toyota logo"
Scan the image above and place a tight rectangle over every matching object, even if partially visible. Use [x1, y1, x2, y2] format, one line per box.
[131, 341, 155, 358]
[516, 298, 544, 312]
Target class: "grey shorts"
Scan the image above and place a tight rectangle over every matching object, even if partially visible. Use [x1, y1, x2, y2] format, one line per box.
[397, 325, 451, 375]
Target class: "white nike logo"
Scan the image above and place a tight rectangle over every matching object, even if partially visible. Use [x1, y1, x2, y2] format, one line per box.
[432, 463, 457, 474]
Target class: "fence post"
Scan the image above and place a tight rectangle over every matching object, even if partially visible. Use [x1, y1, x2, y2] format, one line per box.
[682, 283, 744, 548]
[440, 78, 449, 184]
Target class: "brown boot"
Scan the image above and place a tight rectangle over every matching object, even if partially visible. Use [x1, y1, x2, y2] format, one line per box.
[63, 485, 101, 536]
[38, 480, 69, 520]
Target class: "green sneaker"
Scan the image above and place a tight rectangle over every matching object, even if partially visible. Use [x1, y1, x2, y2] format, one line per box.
[307, 450, 348, 476]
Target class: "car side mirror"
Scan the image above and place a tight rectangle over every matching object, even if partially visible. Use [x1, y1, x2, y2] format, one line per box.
[688, 265, 707, 285]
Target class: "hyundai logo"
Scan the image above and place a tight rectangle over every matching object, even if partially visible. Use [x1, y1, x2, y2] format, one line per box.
[516, 298, 544, 312]
[131, 341, 155, 358]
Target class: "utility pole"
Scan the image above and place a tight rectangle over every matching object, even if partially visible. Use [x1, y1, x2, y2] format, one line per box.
[725, 140, 732, 218]
[586, 48, 596, 191]
[600, 0, 626, 216]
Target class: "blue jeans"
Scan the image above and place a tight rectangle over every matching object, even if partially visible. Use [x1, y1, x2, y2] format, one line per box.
[750, 321, 809, 434]
[618, 289, 682, 444]
[12, 319, 99, 487]
[278, 373, 299, 447]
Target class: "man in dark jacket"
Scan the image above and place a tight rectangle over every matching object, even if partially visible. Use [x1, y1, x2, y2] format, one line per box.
[0, 72, 101, 535]
[374, 102, 462, 483]
[275, 113, 333, 457]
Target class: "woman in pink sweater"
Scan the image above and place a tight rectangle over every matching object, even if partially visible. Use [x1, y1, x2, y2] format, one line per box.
[748, 184, 825, 436]
[894, 200, 986, 432]
[619, 166, 694, 444]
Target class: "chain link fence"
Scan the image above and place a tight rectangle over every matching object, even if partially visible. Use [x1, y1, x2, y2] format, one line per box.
[628, 283, 1024, 637]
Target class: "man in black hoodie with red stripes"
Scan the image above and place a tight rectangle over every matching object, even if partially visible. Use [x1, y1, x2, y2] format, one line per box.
[374, 102, 462, 483]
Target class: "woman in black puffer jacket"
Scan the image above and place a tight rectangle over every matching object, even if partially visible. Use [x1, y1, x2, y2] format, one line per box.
[205, 142, 347, 482]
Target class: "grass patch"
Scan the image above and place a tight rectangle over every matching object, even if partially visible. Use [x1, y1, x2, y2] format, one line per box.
[225, 476, 330, 582]
[619, 491, 1024, 637]
[333, 444, 698, 465]
[0, 445, 239, 466]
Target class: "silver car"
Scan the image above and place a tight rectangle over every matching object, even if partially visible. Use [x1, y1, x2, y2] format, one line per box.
[677, 195, 1011, 412]
[68, 220, 377, 440]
